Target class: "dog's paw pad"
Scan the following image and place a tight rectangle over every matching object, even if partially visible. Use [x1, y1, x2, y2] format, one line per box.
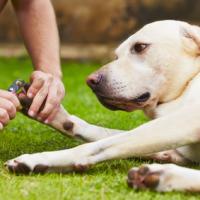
[5, 160, 49, 174]
[5, 160, 32, 174]
[127, 165, 161, 190]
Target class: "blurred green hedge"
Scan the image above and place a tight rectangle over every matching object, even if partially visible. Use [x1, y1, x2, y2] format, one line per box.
[0, 0, 199, 44]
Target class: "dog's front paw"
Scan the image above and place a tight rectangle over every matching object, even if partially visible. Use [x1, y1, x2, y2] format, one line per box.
[127, 163, 186, 192]
[5, 154, 49, 174]
[127, 164, 161, 191]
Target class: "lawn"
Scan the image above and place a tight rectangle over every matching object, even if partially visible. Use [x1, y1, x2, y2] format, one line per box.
[0, 57, 199, 200]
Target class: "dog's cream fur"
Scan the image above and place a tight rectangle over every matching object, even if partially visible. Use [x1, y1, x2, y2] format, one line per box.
[6, 20, 200, 192]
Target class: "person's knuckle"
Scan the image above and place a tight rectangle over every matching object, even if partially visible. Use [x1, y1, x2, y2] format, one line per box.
[61, 90, 65, 98]
[61, 85, 65, 93]
[49, 98, 57, 106]
[57, 91, 62, 98]
[58, 92, 64, 101]
[31, 71, 38, 79]
[57, 93, 62, 101]
[32, 71, 43, 80]
[33, 70, 41, 75]
[0, 109, 8, 118]
[59, 86, 65, 94]
[32, 80, 44, 90]
[40, 109, 49, 116]
[7, 103, 15, 113]
[47, 75, 53, 82]
[38, 86, 47, 95]
[56, 83, 64, 94]
[39, 90, 47, 97]
[8, 93, 17, 103]
[3, 119, 9, 125]
[38, 77, 44, 82]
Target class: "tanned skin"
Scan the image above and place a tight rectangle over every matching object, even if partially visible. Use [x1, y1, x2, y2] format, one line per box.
[0, 0, 65, 128]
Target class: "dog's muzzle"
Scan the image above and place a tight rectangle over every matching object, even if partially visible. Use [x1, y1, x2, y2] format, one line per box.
[87, 73, 151, 111]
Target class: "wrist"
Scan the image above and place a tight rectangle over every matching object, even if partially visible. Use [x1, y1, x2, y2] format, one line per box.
[34, 65, 62, 80]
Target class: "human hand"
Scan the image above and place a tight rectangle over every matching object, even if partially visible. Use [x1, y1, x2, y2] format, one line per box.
[0, 89, 20, 129]
[27, 71, 65, 123]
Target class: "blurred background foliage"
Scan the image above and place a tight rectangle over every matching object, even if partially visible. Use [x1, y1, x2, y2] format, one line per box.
[0, 0, 199, 60]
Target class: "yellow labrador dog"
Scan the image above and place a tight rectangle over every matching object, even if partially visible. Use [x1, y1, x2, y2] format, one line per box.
[6, 20, 200, 192]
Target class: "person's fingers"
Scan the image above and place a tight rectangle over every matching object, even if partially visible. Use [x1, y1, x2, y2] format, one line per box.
[0, 97, 16, 119]
[38, 84, 59, 120]
[40, 80, 65, 122]
[57, 83, 65, 99]
[30, 70, 43, 82]
[27, 77, 44, 99]
[0, 108, 10, 125]
[44, 106, 60, 124]
[0, 122, 3, 130]
[26, 71, 65, 120]
[0, 89, 20, 109]
[28, 84, 49, 117]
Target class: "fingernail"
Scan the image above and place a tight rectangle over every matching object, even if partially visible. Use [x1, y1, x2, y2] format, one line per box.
[28, 93, 33, 98]
[44, 120, 49, 124]
[28, 110, 35, 117]
[0, 124, 3, 130]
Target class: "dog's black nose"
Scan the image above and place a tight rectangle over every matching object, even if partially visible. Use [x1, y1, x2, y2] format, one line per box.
[132, 92, 151, 103]
[87, 73, 103, 89]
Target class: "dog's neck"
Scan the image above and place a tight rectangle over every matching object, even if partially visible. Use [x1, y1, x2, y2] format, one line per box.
[159, 57, 200, 104]
[144, 58, 200, 118]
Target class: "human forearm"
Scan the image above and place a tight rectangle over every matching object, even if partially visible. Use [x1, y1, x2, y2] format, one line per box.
[12, 0, 61, 78]
[12, 0, 64, 122]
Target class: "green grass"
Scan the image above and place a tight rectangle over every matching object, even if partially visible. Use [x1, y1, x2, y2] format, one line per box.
[0, 57, 199, 200]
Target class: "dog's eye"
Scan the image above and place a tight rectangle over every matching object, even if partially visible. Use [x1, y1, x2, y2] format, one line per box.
[131, 43, 149, 54]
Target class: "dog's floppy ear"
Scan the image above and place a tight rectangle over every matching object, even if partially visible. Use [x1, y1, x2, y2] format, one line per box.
[181, 23, 200, 56]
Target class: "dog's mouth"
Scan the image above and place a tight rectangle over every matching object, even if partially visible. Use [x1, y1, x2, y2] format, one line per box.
[96, 94, 146, 112]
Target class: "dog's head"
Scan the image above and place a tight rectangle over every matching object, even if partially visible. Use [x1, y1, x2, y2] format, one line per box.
[87, 20, 200, 112]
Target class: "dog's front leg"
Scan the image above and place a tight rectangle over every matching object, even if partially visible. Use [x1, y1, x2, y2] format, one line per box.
[6, 104, 200, 174]
[19, 95, 124, 142]
[48, 105, 124, 142]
